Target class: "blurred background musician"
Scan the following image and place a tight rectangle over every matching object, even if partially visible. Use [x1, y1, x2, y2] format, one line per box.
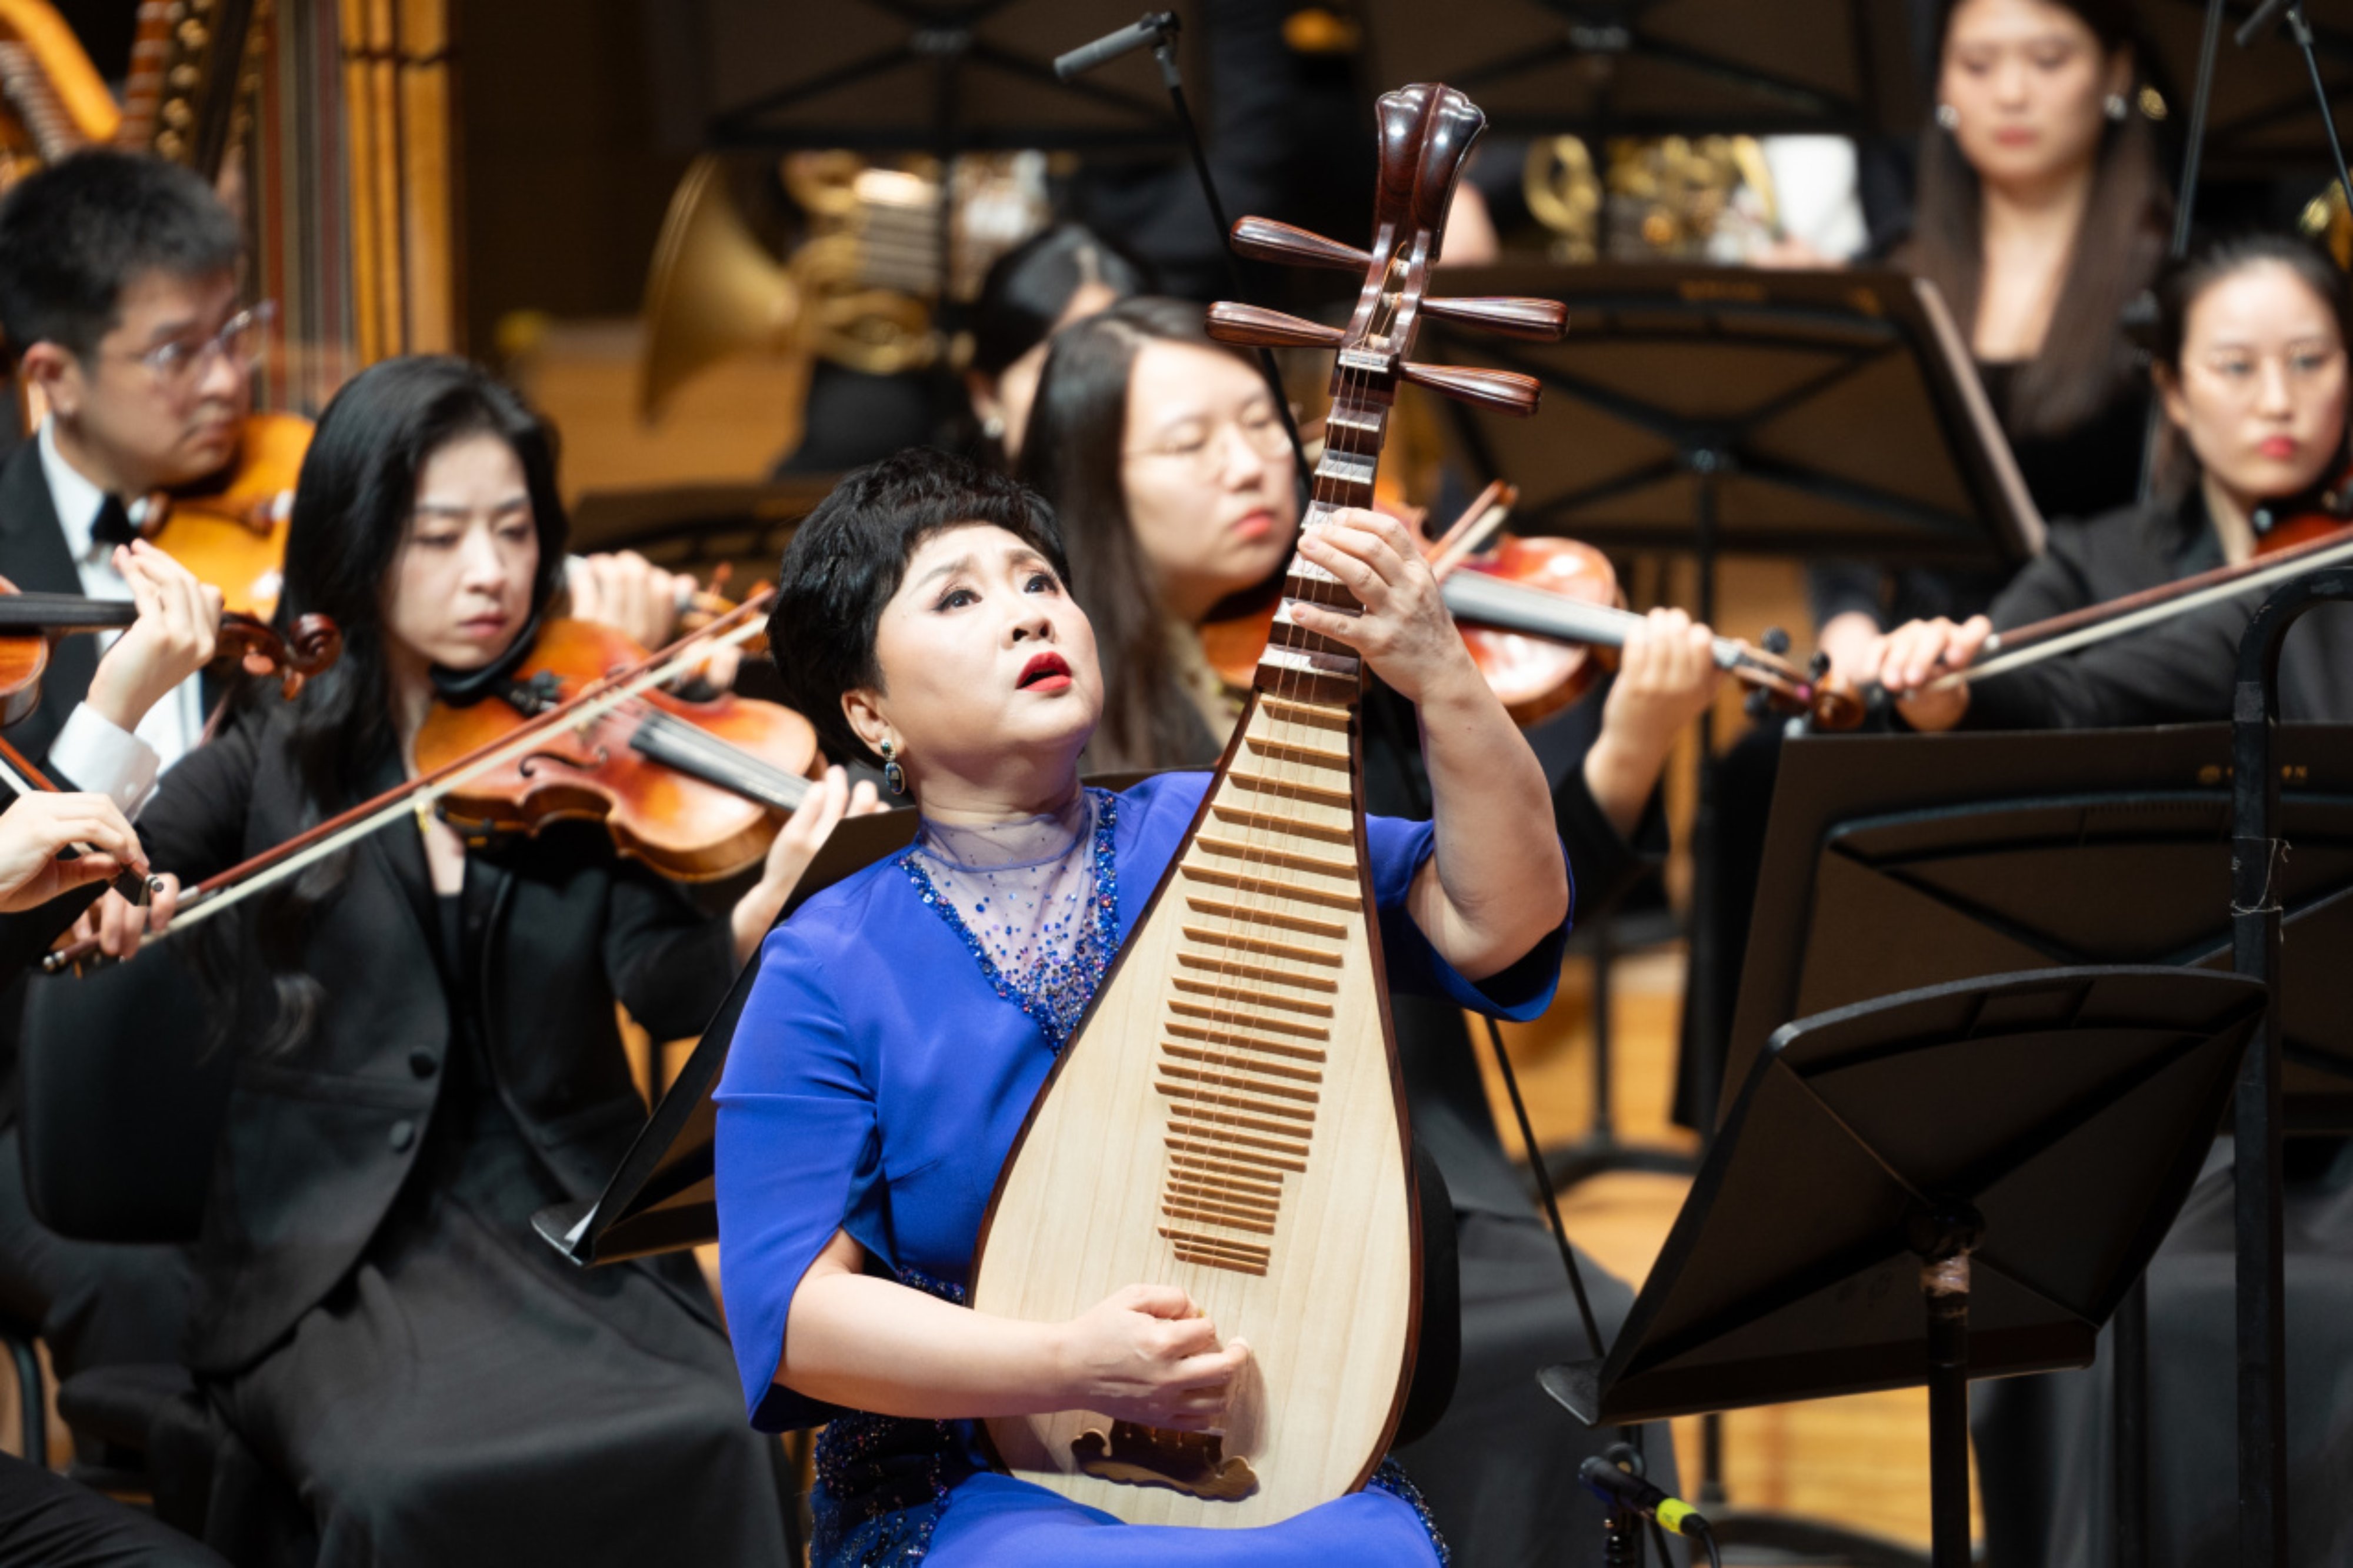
[964, 223, 1151, 469]
[1691, 0, 2172, 1135]
[54, 354, 846, 1564]
[1020, 295, 1719, 1567]
[1811, 0, 2169, 675]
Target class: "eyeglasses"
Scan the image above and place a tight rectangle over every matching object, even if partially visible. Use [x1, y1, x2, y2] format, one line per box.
[121, 300, 278, 385]
[1125, 405, 1294, 477]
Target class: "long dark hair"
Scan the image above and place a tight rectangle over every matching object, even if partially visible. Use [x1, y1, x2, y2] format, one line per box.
[242, 355, 568, 1052]
[1911, 0, 2169, 438]
[1018, 296, 1268, 771]
[2148, 232, 2353, 496]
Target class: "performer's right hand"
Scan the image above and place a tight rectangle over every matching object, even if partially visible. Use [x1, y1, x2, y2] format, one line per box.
[82, 870, 178, 960]
[1864, 614, 1993, 733]
[1057, 1283, 1251, 1431]
[0, 792, 147, 909]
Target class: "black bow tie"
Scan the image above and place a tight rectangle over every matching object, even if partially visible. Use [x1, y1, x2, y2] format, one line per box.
[89, 494, 138, 549]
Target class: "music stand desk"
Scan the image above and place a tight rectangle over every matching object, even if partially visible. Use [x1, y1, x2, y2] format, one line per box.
[1421, 262, 2044, 569]
[1544, 965, 2265, 1567]
[1724, 723, 2353, 1131]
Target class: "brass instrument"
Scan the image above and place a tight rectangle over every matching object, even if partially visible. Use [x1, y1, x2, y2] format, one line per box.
[636, 149, 1049, 427]
[1525, 132, 1779, 262]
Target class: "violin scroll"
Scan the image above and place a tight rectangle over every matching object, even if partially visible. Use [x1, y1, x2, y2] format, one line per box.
[216, 611, 344, 698]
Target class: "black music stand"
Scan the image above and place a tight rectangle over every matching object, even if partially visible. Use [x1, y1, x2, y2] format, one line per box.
[1722, 720, 2353, 1566]
[1723, 724, 2353, 1125]
[1419, 262, 2043, 569]
[1542, 965, 2267, 1568]
[675, 0, 1205, 152]
[1355, 0, 1926, 139]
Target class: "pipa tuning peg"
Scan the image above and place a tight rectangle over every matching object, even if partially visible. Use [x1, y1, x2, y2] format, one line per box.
[1205, 302, 1345, 351]
[1420, 296, 1568, 342]
[1398, 361, 1542, 417]
[1230, 215, 1372, 273]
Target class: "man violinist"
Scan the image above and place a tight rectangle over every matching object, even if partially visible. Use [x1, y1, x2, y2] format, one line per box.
[0, 148, 246, 1419]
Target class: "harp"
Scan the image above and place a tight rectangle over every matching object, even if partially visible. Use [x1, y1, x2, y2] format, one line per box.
[121, 0, 457, 411]
[967, 81, 1565, 1529]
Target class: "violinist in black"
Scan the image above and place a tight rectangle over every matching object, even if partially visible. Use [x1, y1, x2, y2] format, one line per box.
[53, 356, 867, 1566]
[1875, 233, 2353, 730]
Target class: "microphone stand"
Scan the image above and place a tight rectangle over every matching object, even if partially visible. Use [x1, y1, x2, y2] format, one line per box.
[1057, 12, 1308, 480]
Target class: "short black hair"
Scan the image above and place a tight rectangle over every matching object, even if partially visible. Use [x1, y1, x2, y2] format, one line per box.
[0, 149, 240, 362]
[769, 447, 1068, 763]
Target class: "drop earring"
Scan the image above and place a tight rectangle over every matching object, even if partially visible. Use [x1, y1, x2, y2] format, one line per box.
[2105, 92, 2129, 121]
[879, 738, 906, 796]
[1935, 102, 1959, 132]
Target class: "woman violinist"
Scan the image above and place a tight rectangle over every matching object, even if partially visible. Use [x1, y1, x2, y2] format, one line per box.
[1016, 296, 1715, 1566]
[68, 355, 864, 1566]
[714, 447, 1567, 1567]
[1873, 232, 2353, 729]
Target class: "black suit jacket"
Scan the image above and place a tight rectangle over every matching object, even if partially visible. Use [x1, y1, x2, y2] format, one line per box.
[1965, 495, 2353, 728]
[0, 437, 102, 768]
[68, 704, 741, 1372]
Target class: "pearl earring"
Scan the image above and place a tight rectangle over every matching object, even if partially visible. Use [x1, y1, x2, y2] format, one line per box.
[1935, 102, 1959, 132]
[879, 738, 906, 796]
[2105, 92, 2129, 121]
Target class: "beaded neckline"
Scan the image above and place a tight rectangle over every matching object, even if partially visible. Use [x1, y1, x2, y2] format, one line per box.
[899, 789, 1119, 1053]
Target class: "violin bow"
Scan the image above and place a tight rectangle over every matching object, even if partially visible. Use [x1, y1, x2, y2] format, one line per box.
[43, 593, 776, 973]
[1928, 523, 2353, 692]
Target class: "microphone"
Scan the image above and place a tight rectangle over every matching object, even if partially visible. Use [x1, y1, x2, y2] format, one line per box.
[1579, 1455, 1711, 1538]
[1054, 12, 1178, 80]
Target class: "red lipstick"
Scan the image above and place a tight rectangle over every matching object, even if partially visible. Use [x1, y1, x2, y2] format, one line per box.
[2259, 436, 2298, 460]
[1017, 650, 1072, 692]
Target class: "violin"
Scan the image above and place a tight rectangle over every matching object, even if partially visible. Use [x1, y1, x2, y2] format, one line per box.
[1422, 481, 1614, 724]
[138, 411, 311, 619]
[1196, 482, 1605, 722]
[0, 573, 341, 724]
[414, 615, 820, 882]
[2248, 456, 2353, 556]
[44, 596, 788, 973]
[1202, 476, 1851, 727]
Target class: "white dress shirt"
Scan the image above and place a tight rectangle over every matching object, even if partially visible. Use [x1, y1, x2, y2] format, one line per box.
[37, 418, 205, 815]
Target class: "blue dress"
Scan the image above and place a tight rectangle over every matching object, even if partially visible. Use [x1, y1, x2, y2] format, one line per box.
[715, 773, 1569, 1567]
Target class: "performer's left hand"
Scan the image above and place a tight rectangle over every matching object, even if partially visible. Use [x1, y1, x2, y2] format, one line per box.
[1290, 507, 1479, 705]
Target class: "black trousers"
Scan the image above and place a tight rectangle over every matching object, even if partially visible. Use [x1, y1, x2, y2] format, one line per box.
[0, 1451, 225, 1567]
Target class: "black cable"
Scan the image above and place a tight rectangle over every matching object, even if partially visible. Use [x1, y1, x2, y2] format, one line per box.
[1697, 1523, 1723, 1568]
[1483, 1011, 1606, 1357]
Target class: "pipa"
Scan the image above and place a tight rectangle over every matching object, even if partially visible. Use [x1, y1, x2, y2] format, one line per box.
[967, 82, 1564, 1529]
